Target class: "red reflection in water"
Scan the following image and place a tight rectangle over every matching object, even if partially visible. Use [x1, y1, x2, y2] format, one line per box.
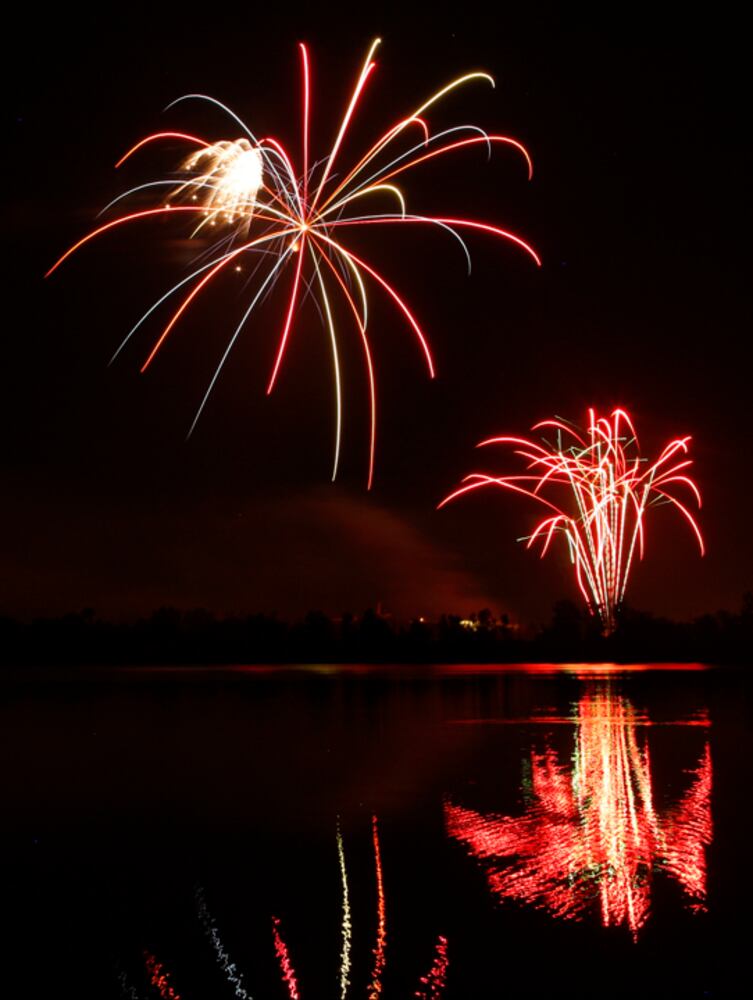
[143, 951, 181, 1000]
[415, 935, 448, 1000]
[272, 917, 300, 1000]
[445, 687, 712, 937]
[367, 814, 387, 1000]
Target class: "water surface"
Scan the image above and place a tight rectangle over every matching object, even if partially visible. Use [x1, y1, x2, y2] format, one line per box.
[1, 663, 749, 997]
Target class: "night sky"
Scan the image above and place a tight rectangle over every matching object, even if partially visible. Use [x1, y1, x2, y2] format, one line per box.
[2, 7, 749, 624]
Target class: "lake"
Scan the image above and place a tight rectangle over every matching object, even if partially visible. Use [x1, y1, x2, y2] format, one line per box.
[1, 664, 749, 998]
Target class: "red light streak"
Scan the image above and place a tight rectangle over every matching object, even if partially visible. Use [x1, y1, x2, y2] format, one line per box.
[140, 227, 295, 372]
[439, 408, 704, 633]
[445, 685, 712, 938]
[46, 39, 538, 485]
[308, 40, 379, 215]
[259, 137, 305, 217]
[44, 206, 210, 278]
[323, 115, 430, 208]
[376, 134, 533, 183]
[367, 814, 387, 1000]
[114, 132, 211, 168]
[328, 216, 541, 267]
[272, 916, 300, 1000]
[299, 43, 310, 209]
[143, 951, 181, 1000]
[311, 231, 436, 378]
[662, 742, 713, 907]
[266, 231, 307, 393]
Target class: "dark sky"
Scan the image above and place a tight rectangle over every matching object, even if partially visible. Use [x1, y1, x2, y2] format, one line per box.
[2, 6, 750, 623]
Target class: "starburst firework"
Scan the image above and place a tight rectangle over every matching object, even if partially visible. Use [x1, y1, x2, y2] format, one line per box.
[46, 39, 540, 486]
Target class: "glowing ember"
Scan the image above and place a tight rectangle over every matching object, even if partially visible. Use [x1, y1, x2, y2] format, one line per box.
[445, 685, 712, 938]
[46, 39, 539, 487]
[439, 407, 704, 633]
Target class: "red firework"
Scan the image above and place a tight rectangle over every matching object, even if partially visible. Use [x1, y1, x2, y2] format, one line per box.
[46, 39, 539, 486]
[143, 952, 181, 1000]
[272, 917, 301, 1000]
[439, 407, 704, 633]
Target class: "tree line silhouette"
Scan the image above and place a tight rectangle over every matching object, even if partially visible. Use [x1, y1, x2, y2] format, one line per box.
[2, 596, 753, 665]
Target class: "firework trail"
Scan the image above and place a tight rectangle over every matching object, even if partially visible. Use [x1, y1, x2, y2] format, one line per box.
[143, 952, 181, 1000]
[272, 916, 301, 1000]
[195, 885, 252, 999]
[445, 685, 712, 938]
[46, 39, 540, 487]
[336, 819, 352, 1000]
[439, 407, 704, 633]
[367, 815, 387, 1000]
[414, 936, 449, 1000]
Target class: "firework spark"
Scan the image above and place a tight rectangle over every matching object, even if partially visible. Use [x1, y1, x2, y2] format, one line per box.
[272, 916, 301, 1000]
[46, 39, 539, 487]
[445, 685, 712, 938]
[414, 935, 449, 1000]
[439, 407, 704, 633]
[143, 952, 181, 1000]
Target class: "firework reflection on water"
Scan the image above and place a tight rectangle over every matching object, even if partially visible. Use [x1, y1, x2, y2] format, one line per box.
[445, 682, 712, 938]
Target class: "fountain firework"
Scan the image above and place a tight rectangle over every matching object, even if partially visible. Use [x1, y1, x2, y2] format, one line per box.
[439, 407, 704, 633]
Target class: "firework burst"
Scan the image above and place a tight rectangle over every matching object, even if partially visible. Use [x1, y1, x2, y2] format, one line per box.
[46, 39, 540, 487]
[445, 684, 712, 938]
[439, 408, 704, 633]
